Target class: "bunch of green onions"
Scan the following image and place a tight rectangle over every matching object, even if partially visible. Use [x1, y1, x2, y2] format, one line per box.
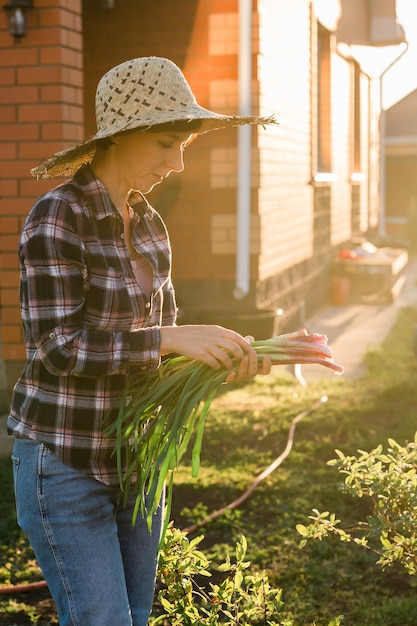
[105, 329, 343, 532]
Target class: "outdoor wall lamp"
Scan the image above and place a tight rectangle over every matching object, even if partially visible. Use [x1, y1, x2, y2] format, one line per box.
[3, 0, 33, 42]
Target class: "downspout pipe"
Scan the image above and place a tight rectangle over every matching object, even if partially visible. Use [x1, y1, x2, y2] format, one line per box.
[234, 0, 253, 300]
[378, 40, 408, 239]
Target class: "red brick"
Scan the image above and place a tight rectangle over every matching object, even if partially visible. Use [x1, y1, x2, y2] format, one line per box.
[0, 143, 17, 160]
[64, 30, 82, 50]
[1, 325, 23, 343]
[1, 343, 26, 361]
[64, 67, 83, 88]
[41, 84, 83, 105]
[19, 139, 73, 160]
[65, 104, 83, 123]
[1, 123, 40, 141]
[0, 160, 33, 178]
[40, 46, 82, 69]
[209, 56, 238, 78]
[59, 0, 82, 14]
[0, 270, 20, 288]
[18, 65, 63, 85]
[35, 0, 81, 10]
[0, 287, 19, 306]
[20, 140, 63, 160]
[0, 232, 19, 252]
[19, 103, 67, 123]
[0, 307, 20, 325]
[212, 0, 238, 11]
[42, 122, 84, 142]
[39, 7, 81, 30]
[21, 178, 57, 197]
[0, 47, 38, 67]
[28, 28, 69, 47]
[0, 217, 19, 234]
[0, 67, 15, 85]
[0, 85, 39, 104]
[0, 254, 19, 272]
[0, 197, 34, 215]
[0, 105, 17, 123]
[0, 106, 17, 123]
[0, 179, 18, 196]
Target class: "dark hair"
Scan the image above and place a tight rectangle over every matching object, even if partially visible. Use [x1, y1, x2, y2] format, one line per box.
[147, 119, 203, 134]
[95, 119, 203, 152]
[147, 120, 202, 147]
[95, 137, 115, 150]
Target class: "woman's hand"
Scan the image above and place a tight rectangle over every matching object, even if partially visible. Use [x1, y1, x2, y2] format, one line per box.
[225, 338, 272, 384]
[160, 324, 272, 381]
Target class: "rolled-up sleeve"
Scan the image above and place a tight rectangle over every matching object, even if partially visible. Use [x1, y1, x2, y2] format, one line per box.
[20, 196, 161, 378]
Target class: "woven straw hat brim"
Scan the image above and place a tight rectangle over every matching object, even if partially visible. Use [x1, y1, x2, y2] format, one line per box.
[31, 113, 277, 180]
[31, 56, 278, 179]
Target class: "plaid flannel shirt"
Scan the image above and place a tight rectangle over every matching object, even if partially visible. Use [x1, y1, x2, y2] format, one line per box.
[7, 165, 177, 485]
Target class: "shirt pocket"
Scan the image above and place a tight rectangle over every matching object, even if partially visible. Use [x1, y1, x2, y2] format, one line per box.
[84, 265, 135, 329]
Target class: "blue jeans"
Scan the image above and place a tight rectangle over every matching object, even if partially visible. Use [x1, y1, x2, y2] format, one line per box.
[11, 438, 162, 626]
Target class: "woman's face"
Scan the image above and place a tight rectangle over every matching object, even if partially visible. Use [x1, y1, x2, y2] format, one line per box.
[112, 129, 192, 194]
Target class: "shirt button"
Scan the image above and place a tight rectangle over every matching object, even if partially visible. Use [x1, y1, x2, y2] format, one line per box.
[145, 302, 151, 308]
[121, 233, 125, 239]
[49, 332, 55, 339]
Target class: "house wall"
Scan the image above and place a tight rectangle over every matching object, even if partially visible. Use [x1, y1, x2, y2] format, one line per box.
[330, 52, 352, 246]
[0, 0, 382, 397]
[255, 0, 316, 321]
[254, 0, 374, 323]
[257, 0, 313, 276]
[0, 0, 83, 397]
[82, 0, 263, 318]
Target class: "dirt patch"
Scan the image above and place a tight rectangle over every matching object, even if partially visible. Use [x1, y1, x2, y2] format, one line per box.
[1, 587, 58, 625]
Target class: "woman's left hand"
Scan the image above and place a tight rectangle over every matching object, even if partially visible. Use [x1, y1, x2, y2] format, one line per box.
[225, 336, 272, 384]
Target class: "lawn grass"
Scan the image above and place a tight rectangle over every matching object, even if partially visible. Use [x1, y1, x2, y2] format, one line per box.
[1, 306, 416, 625]
[170, 305, 417, 625]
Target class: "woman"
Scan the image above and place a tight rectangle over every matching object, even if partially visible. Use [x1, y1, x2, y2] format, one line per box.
[7, 56, 276, 626]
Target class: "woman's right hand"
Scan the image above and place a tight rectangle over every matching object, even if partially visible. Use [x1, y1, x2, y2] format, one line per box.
[160, 324, 252, 371]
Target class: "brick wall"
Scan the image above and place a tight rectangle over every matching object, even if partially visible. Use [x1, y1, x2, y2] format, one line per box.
[252, 0, 376, 326]
[257, 0, 313, 282]
[0, 0, 83, 389]
[0, 0, 384, 389]
[82, 0, 266, 306]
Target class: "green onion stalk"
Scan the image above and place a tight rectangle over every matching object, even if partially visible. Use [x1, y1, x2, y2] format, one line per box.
[104, 329, 343, 536]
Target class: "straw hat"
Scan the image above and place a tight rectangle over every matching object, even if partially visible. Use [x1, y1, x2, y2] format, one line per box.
[32, 56, 277, 180]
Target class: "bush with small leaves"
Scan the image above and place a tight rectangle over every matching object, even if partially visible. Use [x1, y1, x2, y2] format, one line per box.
[297, 433, 417, 575]
[150, 525, 344, 625]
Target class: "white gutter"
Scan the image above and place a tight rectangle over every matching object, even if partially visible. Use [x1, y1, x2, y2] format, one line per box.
[234, 0, 253, 300]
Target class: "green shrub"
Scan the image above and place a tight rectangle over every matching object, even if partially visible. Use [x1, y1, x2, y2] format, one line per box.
[297, 433, 417, 575]
[150, 525, 343, 626]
